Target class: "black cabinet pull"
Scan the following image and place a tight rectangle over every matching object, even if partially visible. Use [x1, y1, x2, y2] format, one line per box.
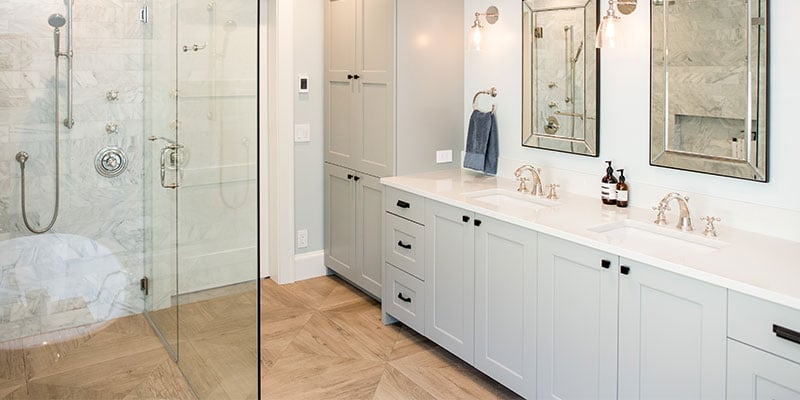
[397, 241, 412, 250]
[620, 265, 630, 275]
[353, 74, 360, 79]
[353, 176, 361, 181]
[474, 219, 482, 227]
[773, 324, 800, 346]
[462, 215, 470, 223]
[397, 293, 412, 303]
[601, 260, 611, 269]
[347, 74, 353, 79]
[396, 200, 411, 209]
[347, 174, 353, 180]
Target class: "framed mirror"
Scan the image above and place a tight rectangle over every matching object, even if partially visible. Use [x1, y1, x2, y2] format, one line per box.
[651, 0, 768, 182]
[522, 0, 599, 157]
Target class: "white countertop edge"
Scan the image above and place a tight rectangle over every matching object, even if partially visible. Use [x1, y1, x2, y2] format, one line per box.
[382, 174, 800, 311]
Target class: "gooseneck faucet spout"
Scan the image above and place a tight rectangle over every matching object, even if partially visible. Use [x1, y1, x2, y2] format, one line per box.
[514, 164, 544, 197]
[656, 192, 693, 231]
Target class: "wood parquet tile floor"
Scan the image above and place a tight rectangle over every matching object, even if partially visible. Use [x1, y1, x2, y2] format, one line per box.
[261, 275, 523, 400]
[1, 275, 522, 400]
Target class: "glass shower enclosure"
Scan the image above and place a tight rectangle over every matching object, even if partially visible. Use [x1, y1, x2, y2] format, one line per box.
[0, 0, 259, 397]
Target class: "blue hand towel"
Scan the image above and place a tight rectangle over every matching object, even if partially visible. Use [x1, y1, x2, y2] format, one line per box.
[463, 110, 498, 175]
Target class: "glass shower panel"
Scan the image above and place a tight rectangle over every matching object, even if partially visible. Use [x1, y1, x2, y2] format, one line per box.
[143, 0, 180, 358]
[174, 0, 259, 398]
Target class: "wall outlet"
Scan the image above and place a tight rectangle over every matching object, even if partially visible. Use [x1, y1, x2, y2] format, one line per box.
[296, 229, 308, 248]
[294, 123, 311, 143]
[436, 149, 453, 164]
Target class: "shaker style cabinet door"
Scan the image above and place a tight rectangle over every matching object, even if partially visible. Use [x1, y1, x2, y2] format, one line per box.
[727, 339, 800, 400]
[324, 163, 357, 283]
[537, 234, 619, 400]
[354, 173, 383, 298]
[618, 258, 727, 400]
[474, 216, 537, 399]
[324, 0, 395, 178]
[424, 200, 474, 363]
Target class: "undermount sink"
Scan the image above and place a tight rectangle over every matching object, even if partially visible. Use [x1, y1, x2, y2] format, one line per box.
[589, 220, 728, 256]
[463, 188, 559, 212]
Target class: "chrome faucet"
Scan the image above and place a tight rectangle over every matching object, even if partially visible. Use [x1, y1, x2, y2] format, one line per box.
[654, 192, 693, 231]
[514, 164, 544, 197]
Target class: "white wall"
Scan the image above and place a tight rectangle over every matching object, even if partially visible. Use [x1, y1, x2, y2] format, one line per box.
[293, 0, 325, 256]
[465, 0, 800, 241]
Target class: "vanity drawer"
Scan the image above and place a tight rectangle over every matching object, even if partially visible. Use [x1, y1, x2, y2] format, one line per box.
[384, 263, 425, 334]
[385, 213, 425, 280]
[729, 291, 800, 363]
[385, 187, 425, 223]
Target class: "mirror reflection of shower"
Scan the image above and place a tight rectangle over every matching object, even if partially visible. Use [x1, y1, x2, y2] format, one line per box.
[206, 1, 248, 209]
[14, 3, 75, 234]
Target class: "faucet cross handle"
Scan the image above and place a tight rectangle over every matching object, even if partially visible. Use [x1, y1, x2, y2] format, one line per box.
[652, 203, 670, 225]
[546, 183, 560, 200]
[701, 216, 721, 237]
[516, 176, 530, 193]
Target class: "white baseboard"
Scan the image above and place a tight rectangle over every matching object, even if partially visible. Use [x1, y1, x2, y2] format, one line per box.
[294, 250, 329, 282]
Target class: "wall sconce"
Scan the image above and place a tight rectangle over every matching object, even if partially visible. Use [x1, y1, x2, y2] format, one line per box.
[595, 0, 637, 48]
[468, 6, 499, 51]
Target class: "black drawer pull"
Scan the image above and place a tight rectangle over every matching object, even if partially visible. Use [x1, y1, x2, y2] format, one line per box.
[396, 200, 411, 209]
[620, 265, 630, 275]
[397, 241, 412, 250]
[773, 324, 800, 346]
[462, 215, 470, 223]
[474, 219, 482, 227]
[353, 176, 360, 181]
[347, 74, 354, 79]
[347, 174, 353, 180]
[397, 293, 412, 303]
[601, 259, 611, 269]
[353, 74, 360, 79]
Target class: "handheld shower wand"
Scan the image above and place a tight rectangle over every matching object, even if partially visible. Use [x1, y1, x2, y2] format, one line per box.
[48, 13, 66, 57]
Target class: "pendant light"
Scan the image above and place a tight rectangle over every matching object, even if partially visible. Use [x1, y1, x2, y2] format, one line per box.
[468, 6, 499, 51]
[595, 0, 637, 49]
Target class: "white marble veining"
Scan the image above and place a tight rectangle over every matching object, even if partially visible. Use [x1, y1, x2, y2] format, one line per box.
[382, 169, 800, 311]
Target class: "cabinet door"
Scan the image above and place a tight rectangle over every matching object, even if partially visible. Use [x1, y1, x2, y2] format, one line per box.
[324, 163, 357, 282]
[424, 200, 474, 363]
[537, 235, 619, 400]
[324, 0, 358, 167]
[618, 258, 727, 400]
[474, 216, 537, 398]
[727, 339, 800, 400]
[355, 173, 383, 298]
[354, 0, 395, 177]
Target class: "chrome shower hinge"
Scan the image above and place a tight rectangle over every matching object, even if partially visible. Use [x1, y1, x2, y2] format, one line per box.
[140, 4, 149, 24]
[140, 276, 149, 295]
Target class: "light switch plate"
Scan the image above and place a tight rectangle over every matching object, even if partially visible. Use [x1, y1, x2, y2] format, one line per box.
[294, 123, 311, 142]
[436, 150, 453, 164]
[296, 229, 308, 248]
[298, 74, 309, 93]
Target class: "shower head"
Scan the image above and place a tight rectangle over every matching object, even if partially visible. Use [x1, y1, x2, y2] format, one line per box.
[48, 13, 66, 28]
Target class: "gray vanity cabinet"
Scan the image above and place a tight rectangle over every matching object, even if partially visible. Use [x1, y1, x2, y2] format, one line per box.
[537, 235, 619, 400]
[474, 217, 537, 399]
[424, 200, 475, 363]
[727, 340, 800, 400]
[618, 258, 727, 400]
[324, 163, 383, 298]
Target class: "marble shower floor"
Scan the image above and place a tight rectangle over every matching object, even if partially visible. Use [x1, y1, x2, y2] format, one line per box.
[1, 276, 522, 400]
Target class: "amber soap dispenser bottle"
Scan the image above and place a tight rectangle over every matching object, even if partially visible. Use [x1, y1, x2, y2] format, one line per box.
[616, 169, 629, 208]
[601, 161, 617, 205]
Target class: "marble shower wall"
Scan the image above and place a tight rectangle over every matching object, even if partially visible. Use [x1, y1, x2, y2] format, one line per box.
[526, 1, 596, 154]
[652, 0, 753, 158]
[0, 0, 148, 341]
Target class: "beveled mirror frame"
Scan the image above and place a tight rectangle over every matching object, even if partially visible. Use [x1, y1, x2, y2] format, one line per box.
[650, 0, 769, 182]
[522, 0, 600, 157]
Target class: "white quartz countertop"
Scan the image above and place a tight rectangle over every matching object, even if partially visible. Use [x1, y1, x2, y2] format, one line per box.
[381, 169, 800, 311]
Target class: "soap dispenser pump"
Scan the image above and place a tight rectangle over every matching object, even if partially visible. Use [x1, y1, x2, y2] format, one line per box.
[616, 169, 628, 208]
[601, 161, 617, 205]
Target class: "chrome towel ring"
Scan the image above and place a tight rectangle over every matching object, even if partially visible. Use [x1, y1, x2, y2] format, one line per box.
[472, 87, 497, 114]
